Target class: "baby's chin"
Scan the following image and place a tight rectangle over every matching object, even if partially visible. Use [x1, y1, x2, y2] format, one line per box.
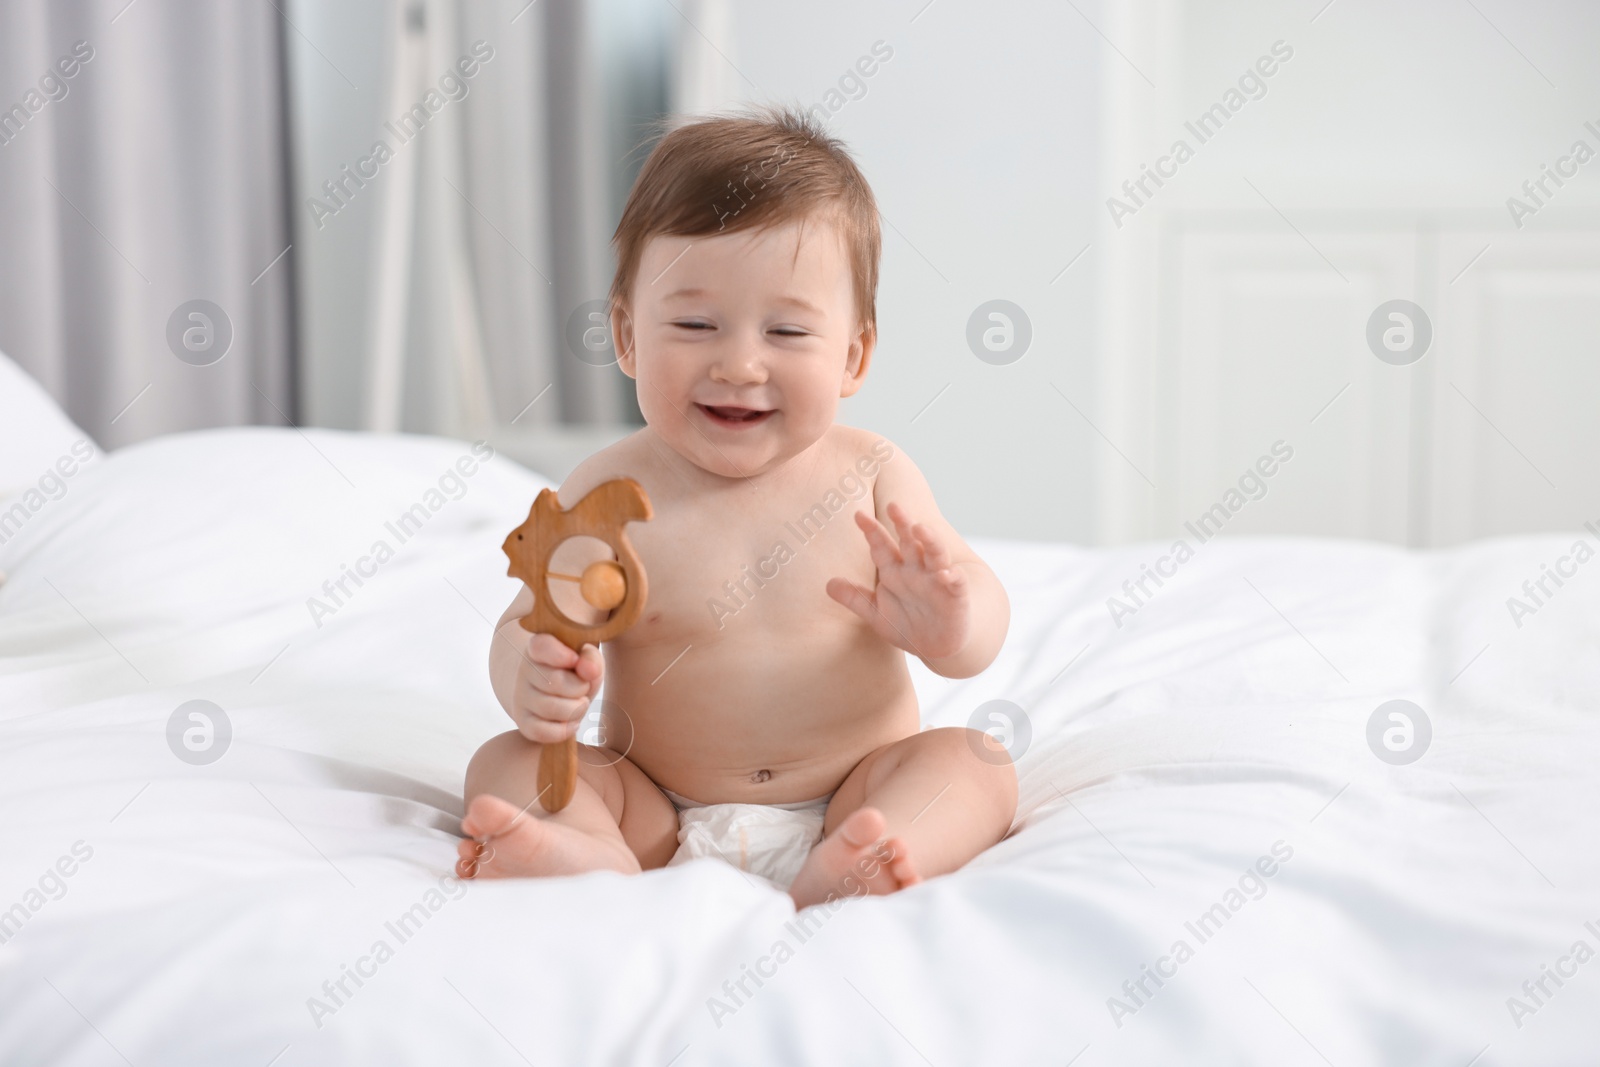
[649, 416, 831, 480]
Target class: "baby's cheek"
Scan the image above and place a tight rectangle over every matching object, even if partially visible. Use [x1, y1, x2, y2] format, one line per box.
[783, 390, 838, 442]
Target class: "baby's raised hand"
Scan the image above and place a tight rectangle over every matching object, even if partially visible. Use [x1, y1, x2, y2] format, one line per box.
[508, 632, 603, 743]
[826, 501, 970, 661]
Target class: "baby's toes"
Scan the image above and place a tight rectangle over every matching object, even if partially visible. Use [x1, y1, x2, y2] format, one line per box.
[788, 807, 901, 908]
[461, 793, 526, 840]
[878, 836, 922, 889]
[834, 806, 888, 849]
[456, 837, 484, 879]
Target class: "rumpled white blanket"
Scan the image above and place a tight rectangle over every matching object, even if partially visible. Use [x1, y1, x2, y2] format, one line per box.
[0, 427, 1595, 1066]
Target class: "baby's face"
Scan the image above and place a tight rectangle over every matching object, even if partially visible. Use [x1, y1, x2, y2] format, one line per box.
[616, 215, 872, 479]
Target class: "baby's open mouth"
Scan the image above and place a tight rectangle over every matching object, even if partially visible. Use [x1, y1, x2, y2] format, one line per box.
[696, 403, 774, 427]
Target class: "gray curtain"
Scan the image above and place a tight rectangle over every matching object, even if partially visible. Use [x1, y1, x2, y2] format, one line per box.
[286, 0, 635, 436]
[427, 0, 625, 430]
[0, 0, 295, 448]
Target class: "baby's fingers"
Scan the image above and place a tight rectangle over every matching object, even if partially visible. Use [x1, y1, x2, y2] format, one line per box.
[934, 563, 968, 595]
[914, 524, 952, 571]
[826, 576, 874, 618]
[886, 501, 919, 552]
[527, 632, 580, 669]
[852, 510, 904, 569]
[573, 643, 603, 685]
[524, 663, 591, 700]
[517, 696, 589, 742]
[519, 719, 581, 745]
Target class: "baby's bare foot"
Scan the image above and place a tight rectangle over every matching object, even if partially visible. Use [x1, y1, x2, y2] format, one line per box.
[787, 807, 921, 909]
[455, 794, 638, 880]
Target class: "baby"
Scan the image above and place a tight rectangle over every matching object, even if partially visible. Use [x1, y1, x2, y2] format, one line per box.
[457, 108, 1017, 908]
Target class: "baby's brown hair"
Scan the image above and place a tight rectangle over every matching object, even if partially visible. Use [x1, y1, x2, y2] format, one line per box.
[609, 107, 881, 342]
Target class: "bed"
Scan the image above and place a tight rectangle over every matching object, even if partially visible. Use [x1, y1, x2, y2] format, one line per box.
[1, 353, 1596, 1066]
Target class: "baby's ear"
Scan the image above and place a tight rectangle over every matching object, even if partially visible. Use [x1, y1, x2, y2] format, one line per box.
[840, 322, 875, 397]
[612, 303, 637, 378]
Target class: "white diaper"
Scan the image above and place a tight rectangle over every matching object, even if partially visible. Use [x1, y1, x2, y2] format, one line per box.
[663, 787, 832, 890]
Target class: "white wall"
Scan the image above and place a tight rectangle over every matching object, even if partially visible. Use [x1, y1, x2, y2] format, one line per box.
[715, 0, 1109, 544]
[1095, 0, 1600, 547]
[716, 0, 1600, 546]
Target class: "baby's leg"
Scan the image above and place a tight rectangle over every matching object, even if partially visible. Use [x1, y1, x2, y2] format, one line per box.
[457, 730, 679, 879]
[787, 726, 1016, 908]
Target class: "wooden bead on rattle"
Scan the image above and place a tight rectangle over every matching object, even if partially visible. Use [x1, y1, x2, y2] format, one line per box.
[548, 560, 628, 612]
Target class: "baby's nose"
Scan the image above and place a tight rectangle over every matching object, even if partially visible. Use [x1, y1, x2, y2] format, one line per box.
[709, 347, 767, 382]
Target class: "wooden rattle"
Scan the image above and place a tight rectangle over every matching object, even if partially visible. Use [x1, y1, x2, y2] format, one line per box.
[501, 478, 653, 813]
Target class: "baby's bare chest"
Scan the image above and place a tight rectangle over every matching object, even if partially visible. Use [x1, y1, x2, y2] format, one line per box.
[627, 485, 877, 642]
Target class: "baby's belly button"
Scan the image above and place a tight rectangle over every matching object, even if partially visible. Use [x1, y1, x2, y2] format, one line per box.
[702, 766, 799, 791]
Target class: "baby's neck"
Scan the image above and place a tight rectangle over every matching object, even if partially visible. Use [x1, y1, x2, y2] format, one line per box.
[642, 424, 831, 494]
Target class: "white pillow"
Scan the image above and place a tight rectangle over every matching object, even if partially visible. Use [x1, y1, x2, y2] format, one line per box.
[0, 349, 103, 502]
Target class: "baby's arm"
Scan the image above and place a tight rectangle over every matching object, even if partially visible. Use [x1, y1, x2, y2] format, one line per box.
[826, 441, 1009, 679]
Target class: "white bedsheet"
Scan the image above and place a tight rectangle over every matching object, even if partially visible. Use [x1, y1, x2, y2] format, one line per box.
[0, 428, 1596, 1066]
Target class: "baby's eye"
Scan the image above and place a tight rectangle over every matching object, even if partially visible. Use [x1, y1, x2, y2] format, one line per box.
[769, 326, 811, 337]
[672, 319, 714, 331]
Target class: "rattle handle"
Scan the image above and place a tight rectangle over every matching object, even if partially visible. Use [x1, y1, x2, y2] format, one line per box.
[536, 633, 588, 814]
[538, 733, 579, 814]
